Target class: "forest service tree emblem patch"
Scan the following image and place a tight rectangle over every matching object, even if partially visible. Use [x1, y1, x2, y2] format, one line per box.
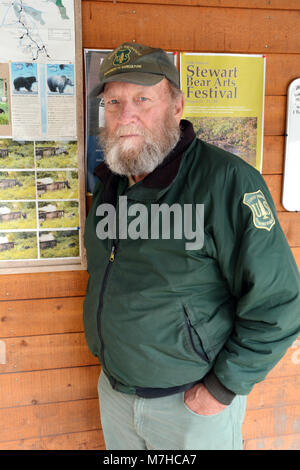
[243, 190, 275, 231]
[113, 48, 132, 66]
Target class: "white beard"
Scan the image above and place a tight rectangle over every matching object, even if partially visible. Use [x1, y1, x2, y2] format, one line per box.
[100, 121, 180, 177]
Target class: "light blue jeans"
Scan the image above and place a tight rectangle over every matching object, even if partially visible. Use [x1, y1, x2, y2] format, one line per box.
[98, 371, 247, 450]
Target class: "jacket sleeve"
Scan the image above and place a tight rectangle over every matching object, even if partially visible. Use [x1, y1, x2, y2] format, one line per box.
[204, 163, 300, 401]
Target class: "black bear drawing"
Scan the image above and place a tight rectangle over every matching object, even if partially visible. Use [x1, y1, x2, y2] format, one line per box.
[13, 76, 37, 92]
[47, 75, 73, 93]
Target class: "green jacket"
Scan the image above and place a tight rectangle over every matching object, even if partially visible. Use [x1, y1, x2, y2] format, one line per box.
[83, 120, 300, 403]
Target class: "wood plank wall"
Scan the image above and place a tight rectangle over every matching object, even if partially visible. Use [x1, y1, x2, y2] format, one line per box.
[0, 0, 299, 451]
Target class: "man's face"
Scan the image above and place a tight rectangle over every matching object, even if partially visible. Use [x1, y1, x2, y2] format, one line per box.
[100, 79, 184, 177]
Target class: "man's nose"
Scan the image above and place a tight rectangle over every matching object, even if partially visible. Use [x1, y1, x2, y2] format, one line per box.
[118, 101, 138, 124]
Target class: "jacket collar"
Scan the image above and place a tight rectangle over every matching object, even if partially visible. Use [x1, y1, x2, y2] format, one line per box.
[93, 119, 196, 203]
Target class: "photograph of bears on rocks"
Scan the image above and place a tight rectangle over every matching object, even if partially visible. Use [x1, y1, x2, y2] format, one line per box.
[0, 0, 300, 453]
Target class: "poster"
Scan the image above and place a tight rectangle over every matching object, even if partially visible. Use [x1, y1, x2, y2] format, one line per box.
[84, 49, 178, 194]
[10, 60, 76, 140]
[0, 138, 80, 261]
[0, 1, 82, 265]
[0, 0, 75, 62]
[0, 0, 77, 141]
[84, 49, 111, 195]
[0, 62, 12, 137]
[180, 53, 266, 171]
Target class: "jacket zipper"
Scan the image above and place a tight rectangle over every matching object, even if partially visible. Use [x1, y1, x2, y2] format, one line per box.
[183, 307, 210, 363]
[96, 179, 128, 377]
[97, 240, 119, 370]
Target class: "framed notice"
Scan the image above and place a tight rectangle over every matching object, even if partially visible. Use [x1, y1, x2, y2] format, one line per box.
[0, 0, 86, 273]
[180, 53, 266, 172]
[84, 49, 178, 194]
[84, 48, 111, 195]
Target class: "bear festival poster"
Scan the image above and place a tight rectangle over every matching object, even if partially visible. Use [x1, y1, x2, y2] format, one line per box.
[180, 53, 266, 172]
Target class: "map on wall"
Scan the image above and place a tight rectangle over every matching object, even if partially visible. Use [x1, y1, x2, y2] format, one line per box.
[0, 0, 75, 62]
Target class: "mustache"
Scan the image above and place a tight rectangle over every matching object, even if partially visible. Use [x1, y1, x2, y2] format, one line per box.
[114, 124, 148, 138]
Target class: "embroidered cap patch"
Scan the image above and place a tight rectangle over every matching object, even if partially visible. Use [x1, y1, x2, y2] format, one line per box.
[243, 190, 275, 231]
[113, 48, 132, 66]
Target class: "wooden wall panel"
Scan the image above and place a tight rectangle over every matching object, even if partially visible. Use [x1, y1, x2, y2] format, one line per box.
[292, 248, 300, 271]
[0, 366, 100, 409]
[0, 270, 88, 301]
[264, 96, 286, 136]
[1, 334, 98, 373]
[262, 136, 284, 174]
[87, 0, 300, 10]
[244, 434, 300, 451]
[243, 404, 300, 441]
[0, 0, 299, 452]
[0, 430, 105, 451]
[0, 297, 84, 337]
[247, 375, 300, 411]
[278, 213, 300, 247]
[265, 54, 300, 96]
[263, 175, 283, 211]
[81, 2, 300, 53]
[0, 399, 100, 443]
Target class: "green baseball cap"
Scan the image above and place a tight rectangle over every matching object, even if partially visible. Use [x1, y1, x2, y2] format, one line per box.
[97, 42, 179, 93]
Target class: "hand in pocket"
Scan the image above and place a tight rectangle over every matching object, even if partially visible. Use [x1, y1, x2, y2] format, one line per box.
[184, 383, 227, 416]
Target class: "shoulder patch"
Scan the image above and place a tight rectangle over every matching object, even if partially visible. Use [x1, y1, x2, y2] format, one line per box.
[243, 190, 275, 231]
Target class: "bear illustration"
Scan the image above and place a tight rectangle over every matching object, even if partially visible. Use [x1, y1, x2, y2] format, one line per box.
[13, 76, 37, 92]
[47, 75, 74, 93]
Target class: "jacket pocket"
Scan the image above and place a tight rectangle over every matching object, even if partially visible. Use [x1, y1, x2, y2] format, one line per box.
[183, 306, 210, 363]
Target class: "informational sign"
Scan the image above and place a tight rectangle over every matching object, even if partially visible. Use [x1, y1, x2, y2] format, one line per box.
[282, 78, 300, 212]
[0, 138, 80, 262]
[0, 0, 75, 62]
[0, 1, 85, 271]
[84, 49, 178, 194]
[180, 53, 266, 172]
[8, 60, 76, 141]
[84, 49, 110, 195]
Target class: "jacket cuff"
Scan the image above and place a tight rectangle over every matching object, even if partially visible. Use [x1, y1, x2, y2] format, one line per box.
[203, 371, 236, 405]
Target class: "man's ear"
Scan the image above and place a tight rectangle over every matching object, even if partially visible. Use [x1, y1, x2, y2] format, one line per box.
[174, 93, 185, 124]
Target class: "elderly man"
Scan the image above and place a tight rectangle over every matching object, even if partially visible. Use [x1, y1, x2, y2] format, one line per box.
[83, 43, 300, 450]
